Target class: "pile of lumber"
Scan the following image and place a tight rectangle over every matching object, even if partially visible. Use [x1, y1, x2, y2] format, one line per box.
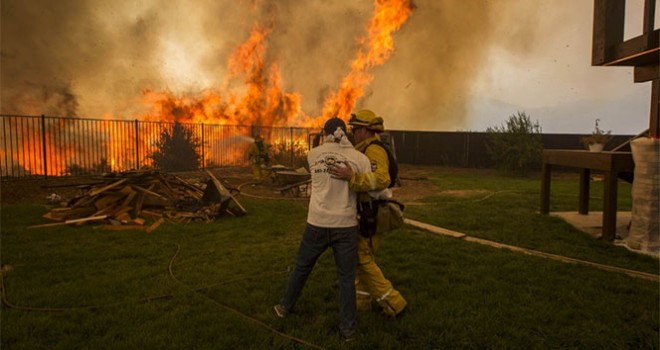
[31, 169, 246, 232]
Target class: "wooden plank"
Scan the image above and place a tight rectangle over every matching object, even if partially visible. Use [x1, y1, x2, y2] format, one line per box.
[93, 194, 124, 210]
[405, 218, 466, 238]
[114, 213, 132, 223]
[173, 175, 205, 195]
[121, 189, 137, 208]
[45, 207, 97, 221]
[634, 64, 660, 82]
[132, 184, 169, 201]
[88, 178, 128, 197]
[206, 170, 247, 215]
[29, 215, 108, 229]
[651, 78, 659, 138]
[146, 218, 165, 234]
[93, 204, 120, 217]
[71, 194, 99, 208]
[592, 0, 625, 65]
[133, 192, 145, 216]
[98, 225, 146, 231]
[543, 150, 634, 171]
[133, 217, 146, 225]
[141, 209, 163, 218]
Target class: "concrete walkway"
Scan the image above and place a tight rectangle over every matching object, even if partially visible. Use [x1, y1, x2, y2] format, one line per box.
[549, 211, 631, 239]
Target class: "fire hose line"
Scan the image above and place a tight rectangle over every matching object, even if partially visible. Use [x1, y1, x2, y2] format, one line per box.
[237, 182, 310, 201]
[1, 247, 323, 349]
[0, 264, 288, 313]
[168, 244, 325, 350]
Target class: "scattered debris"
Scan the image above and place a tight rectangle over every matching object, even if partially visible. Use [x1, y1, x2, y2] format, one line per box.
[31, 169, 246, 233]
[271, 167, 311, 197]
[46, 193, 63, 204]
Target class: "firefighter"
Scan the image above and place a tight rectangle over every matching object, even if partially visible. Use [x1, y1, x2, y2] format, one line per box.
[247, 134, 271, 181]
[329, 109, 407, 318]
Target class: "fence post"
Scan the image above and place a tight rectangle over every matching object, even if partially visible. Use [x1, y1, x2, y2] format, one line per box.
[135, 119, 140, 170]
[290, 127, 294, 166]
[465, 133, 470, 167]
[201, 123, 205, 169]
[41, 114, 48, 179]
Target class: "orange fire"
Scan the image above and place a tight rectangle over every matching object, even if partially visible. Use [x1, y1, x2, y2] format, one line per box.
[321, 0, 414, 119]
[138, 0, 413, 127]
[3, 1, 413, 176]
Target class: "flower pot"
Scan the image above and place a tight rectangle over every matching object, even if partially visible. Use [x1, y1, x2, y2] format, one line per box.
[588, 143, 604, 152]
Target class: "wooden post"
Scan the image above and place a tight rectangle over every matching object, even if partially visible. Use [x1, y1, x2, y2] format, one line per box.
[602, 171, 619, 241]
[592, 0, 625, 66]
[540, 163, 551, 215]
[650, 78, 659, 138]
[579, 169, 591, 215]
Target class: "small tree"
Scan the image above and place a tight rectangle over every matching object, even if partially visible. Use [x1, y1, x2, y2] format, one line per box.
[486, 111, 542, 176]
[150, 122, 201, 172]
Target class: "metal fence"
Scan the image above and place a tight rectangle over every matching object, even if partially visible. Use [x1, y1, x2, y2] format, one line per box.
[1, 114, 638, 178]
[389, 130, 635, 168]
[0, 114, 313, 178]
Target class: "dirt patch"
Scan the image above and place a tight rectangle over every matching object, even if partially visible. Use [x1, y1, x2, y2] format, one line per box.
[0, 165, 440, 205]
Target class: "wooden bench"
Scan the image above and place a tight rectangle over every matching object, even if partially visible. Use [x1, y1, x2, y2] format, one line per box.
[540, 150, 634, 241]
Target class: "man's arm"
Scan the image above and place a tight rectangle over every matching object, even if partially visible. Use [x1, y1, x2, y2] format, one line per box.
[329, 147, 390, 192]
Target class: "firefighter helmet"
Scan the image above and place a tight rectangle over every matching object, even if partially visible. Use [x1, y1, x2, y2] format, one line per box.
[348, 109, 384, 132]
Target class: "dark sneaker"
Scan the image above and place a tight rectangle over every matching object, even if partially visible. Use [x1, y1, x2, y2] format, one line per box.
[273, 304, 288, 318]
[342, 333, 355, 343]
[337, 326, 355, 342]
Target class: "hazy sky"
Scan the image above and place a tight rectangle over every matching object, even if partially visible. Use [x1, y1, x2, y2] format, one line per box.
[1, 0, 657, 134]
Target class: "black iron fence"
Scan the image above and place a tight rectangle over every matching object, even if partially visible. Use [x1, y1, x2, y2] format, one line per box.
[0, 114, 313, 178]
[388, 130, 635, 168]
[0, 114, 637, 178]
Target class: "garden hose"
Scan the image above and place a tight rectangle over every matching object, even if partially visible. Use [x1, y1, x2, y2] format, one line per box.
[0, 245, 323, 349]
[237, 181, 310, 201]
[168, 244, 324, 350]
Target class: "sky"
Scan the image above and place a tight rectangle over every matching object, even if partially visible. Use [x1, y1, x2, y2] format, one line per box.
[1, 0, 657, 134]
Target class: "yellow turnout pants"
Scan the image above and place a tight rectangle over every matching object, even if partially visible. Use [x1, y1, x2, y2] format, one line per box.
[355, 233, 407, 317]
[251, 160, 266, 181]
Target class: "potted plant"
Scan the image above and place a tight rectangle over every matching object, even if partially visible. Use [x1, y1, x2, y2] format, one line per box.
[580, 118, 611, 152]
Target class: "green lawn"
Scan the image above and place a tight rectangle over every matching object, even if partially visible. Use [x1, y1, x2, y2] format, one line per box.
[1, 168, 658, 349]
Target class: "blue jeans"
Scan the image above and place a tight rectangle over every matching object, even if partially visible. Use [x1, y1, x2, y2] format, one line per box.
[280, 223, 358, 336]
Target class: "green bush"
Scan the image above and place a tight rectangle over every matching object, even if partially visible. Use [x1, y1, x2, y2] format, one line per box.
[150, 122, 201, 171]
[486, 111, 542, 176]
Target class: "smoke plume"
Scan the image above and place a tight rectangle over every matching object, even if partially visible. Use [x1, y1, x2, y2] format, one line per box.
[1, 0, 541, 130]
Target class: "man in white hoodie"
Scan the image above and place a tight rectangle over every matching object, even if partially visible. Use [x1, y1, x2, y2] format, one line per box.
[274, 117, 372, 341]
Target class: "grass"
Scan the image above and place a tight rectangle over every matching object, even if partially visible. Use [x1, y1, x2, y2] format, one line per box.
[1, 168, 658, 349]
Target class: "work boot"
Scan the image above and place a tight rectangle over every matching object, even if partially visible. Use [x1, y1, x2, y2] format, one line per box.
[379, 296, 407, 318]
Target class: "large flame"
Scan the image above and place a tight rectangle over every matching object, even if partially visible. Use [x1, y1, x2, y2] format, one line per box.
[321, 0, 414, 119]
[3, 0, 413, 175]
[137, 0, 412, 127]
